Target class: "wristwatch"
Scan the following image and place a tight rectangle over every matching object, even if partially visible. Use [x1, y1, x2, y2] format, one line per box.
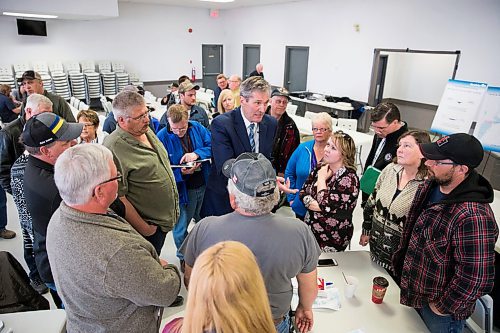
[303, 195, 314, 208]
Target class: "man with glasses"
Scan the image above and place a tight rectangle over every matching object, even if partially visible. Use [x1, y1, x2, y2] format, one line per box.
[22, 112, 83, 307]
[213, 73, 229, 114]
[228, 74, 242, 108]
[20, 71, 75, 122]
[103, 91, 180, 259]
[157, 104, 211, 271]
[202, 76, 277, 217]
[46, 144, 181, 333]
[362, 102, 407, 204]
[393, 133, 498, 333]
[267, 87, 300, 177]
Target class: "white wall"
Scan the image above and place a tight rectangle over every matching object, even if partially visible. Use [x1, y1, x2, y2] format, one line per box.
[223, 0, 500, 101]
[0, 2, 225, 81]
[0, 0, 499, 102]
[382, 52, 457, 105]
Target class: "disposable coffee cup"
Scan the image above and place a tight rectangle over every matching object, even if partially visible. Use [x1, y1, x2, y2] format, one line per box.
[372, 276, 389, 304]
[344, 276, 358, 298]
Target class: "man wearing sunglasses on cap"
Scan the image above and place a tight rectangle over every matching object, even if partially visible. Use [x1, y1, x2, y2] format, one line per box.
[20, 70, 75, 123]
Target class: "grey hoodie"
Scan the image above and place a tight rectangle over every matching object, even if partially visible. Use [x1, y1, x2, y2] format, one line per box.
[47, 202, 181, 333]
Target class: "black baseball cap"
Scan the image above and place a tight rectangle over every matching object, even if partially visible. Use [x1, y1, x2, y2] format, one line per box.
[21, 113, 83, 147]
[222, 152, 276, 197]
[419, 133, 484, 169]
[271, 87, 290, 100]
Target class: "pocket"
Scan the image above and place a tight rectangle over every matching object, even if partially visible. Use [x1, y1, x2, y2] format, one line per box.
[423, 237, 450, 266]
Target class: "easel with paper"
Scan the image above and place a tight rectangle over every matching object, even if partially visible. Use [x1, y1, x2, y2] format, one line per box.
[431, 80, 500, 153]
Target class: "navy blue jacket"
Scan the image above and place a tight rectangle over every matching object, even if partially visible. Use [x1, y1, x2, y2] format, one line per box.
[207, 107, 277, 196]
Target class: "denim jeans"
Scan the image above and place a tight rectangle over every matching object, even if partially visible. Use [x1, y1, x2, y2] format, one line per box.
[418, 303, 465, 333]
[0, 188, 7, 230]
[275, 312, 291, 333]
[144, 225, 167, 255]
[45, 282, 64, 309]
[173, 185, 206, 260]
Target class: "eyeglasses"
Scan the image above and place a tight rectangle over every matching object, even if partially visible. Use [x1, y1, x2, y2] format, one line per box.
[80, 122, 95, 128]
[127, 110, 150, 121]
[170, 125, 188, 133]
[98, 173, 123, 186]
[370, 123, 390, 130]
[426, 160, 458, 166]
[312, 127, 331, 133]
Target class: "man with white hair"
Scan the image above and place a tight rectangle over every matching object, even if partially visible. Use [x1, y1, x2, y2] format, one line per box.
[103, 91, 179, 256]
[47, 144, 181, 333]
[249, 63, 265, 78]
[22, 112, 83, 307]
[182, 152, 321, 333]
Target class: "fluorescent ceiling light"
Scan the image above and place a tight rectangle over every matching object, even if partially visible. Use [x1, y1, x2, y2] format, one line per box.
[3, 12, 58, 19]
[200, 0, 234, 3]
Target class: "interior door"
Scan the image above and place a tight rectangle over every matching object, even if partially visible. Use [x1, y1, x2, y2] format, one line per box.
[284, 46, 309, 92]
[202, 44, 223, 91]
[243, 44, 260, 79]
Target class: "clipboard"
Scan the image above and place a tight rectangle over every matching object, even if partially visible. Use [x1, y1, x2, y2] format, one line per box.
[170, 158, 211, 168]
[359, 166, 381, 195]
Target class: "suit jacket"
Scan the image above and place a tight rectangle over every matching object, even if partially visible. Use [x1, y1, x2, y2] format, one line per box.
[207, 107, 277, 196]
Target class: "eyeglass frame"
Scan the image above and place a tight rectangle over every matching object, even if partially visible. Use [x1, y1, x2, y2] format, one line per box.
[425, 160, 459, 167]
[92, 173, 122, 196]
[312, 127, 331, 133]
[127, 110, 150, 121]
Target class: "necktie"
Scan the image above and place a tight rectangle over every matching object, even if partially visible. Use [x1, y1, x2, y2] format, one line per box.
[248, 123, 255, 152]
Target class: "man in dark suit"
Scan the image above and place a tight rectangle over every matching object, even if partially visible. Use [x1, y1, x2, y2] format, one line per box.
[202, 76, 277, 217]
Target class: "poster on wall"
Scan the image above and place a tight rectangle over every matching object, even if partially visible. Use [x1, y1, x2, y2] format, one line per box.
[430, 80, 488, 135]
[431, 80, 500, 153]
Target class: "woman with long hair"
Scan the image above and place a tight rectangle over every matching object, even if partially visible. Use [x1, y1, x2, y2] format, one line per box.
[360, 130, 430, 275]
[299, 130, 360, 252]
[163, 241, 276, 333]
[213, 89, 235, 118]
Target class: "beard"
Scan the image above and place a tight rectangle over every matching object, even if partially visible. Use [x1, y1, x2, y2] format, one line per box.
[428, 169, 454, 186]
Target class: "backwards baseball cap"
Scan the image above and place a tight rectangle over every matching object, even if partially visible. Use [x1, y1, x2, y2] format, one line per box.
[419, 133, 484, 169]
[271, 87, 290, 100]
[222, 152, 276, 197]
[22, 70, 42, 82]
[21, 113, 83, 147]
[178, 81, 200, 94]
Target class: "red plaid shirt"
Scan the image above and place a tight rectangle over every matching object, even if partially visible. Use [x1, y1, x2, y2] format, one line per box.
[393, 172, 498, 320]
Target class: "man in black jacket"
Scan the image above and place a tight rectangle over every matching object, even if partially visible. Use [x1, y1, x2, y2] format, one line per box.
[22, 113, 82, 307]
[362, 102, 408, 204]
[0, 94, 53, 292]
[267, 87, 300, 176]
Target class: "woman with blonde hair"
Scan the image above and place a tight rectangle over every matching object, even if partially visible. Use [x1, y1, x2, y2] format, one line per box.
[299, 130, 360, 252]
[162, 241, 276, 333]
[213, 89, 235, 118]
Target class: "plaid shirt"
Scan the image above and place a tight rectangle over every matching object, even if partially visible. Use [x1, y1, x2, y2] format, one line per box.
[393, 172, 498, 320]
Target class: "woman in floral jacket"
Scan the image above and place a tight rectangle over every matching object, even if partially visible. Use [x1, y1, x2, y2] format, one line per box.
[299, 131, 359, 252]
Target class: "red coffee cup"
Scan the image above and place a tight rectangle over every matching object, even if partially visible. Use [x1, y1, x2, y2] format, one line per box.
[372, 276, 389, 304]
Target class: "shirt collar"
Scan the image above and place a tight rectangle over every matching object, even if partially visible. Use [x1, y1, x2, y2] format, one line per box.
[241, 110, 256, 129]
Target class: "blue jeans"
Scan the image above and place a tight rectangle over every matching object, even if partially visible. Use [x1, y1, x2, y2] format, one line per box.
[45, 282, 64, 309]
[275, 312, 291, 333]
[418, 303, 465, 333]
[0, 188, 7, 230]
[173, 185, 206, 260]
